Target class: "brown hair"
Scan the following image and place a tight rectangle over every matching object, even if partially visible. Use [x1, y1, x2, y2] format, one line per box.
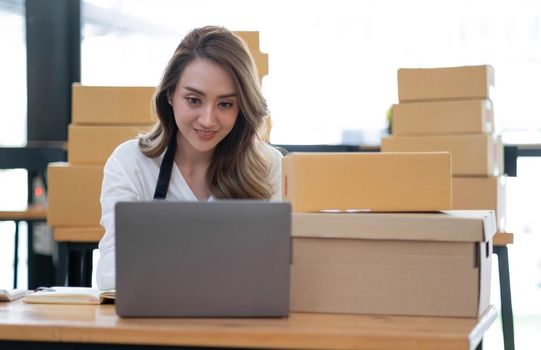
[138, 26, 271, 199]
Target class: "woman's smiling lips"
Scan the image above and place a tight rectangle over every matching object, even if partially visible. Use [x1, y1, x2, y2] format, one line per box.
[194, 128, 218, 140]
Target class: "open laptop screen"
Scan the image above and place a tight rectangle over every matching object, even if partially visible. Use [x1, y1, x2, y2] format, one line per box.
[115, 200, 291, 317]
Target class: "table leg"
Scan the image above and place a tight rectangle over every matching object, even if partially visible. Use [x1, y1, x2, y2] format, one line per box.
[68, 248, 82, 286]
[13, 220, 19, 289]
[81, 248, 93, 287]
[494, 246, 515, 350]
[56, 242, 69, 286]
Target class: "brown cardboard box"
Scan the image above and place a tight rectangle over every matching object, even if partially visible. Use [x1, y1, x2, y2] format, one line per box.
[72, 84, 156, 124]
[398, 65, 494, 102]
[392, 99, 494, 135]
[47, 163, 103, 226]
[381, 134, 503, 176]
[235, 31, 268, 82]
[282, 152, 451, 212]
[54, 226, 105, 242]
[68, 124, 152, 164]
[453, 176, 506, 231]
[290, 210, 496, 317]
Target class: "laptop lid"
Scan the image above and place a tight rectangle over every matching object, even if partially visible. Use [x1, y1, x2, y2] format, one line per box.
[115, 200, 291, 317]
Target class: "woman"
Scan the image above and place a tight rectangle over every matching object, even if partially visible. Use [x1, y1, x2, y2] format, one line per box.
[96, 26, 283, 290]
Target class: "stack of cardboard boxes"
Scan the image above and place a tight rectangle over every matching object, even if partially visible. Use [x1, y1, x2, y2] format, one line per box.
[381, 65, 506, 231]
[48, 85, 155, 242]
[283, 152, 496, 317]
[234, 31, 271, 142]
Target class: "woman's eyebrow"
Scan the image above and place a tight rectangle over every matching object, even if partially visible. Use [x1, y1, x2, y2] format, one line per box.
[184, 86, 236, 98]
[218, 92, 237, 98]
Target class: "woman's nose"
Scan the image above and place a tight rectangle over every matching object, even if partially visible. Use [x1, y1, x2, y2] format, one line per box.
[199, 105, 217, 127]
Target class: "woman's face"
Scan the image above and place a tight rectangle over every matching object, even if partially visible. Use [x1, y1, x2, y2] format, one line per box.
[170, 58, 239, 157]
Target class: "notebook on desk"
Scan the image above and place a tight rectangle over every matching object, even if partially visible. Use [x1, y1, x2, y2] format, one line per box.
[115, 200, 291, 318]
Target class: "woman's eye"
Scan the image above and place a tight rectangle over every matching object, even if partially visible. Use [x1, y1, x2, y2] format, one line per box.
[218, 101, 233, 109]
[185, 97, 201, 105]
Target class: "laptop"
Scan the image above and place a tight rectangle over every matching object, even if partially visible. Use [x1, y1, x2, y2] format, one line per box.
[115, 200, 291, 317]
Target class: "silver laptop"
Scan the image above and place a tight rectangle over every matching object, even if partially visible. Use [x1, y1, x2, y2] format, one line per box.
[115, 200, 291, 317]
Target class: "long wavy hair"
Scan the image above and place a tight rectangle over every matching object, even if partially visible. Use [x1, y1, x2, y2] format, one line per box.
[138, 26, 271, 199]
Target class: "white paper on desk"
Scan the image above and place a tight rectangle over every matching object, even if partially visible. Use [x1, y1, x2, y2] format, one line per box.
[0, 289, 27, 302]
[23, 287, 115, 305]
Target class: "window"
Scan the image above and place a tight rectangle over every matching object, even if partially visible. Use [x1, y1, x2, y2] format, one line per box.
[82, 0, 541, 146]
[0, 0, 26, 147]
[0, 0, 28, 289]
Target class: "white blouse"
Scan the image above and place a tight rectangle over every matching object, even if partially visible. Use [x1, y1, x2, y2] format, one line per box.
[96, 138, 283, 290]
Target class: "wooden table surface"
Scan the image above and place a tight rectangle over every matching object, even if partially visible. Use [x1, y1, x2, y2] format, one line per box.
[0, 300, 497, 350]
[0, 205, 47, 221]
[54, 228, 515, 246]
[493, 232, 513, 246]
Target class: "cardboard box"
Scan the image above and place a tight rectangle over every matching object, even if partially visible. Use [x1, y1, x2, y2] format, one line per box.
[381, 134, 503, 176]
[290, 210, 496, 317]
[453, 176, 506, 231]
[392, 99, 494, 135]
[47, 163, 103, 226]
[54, 226, 105, 242]
[235, 31, 268, 82]
[282, 152, 451, 212]
[398, 65, 494, 102]
[72, 84, 156, 124]
[68, 124, 151, 164]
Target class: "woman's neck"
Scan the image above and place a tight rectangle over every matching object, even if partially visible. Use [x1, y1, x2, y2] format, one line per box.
[174, 132, 213, 168]
[174, 133, 213, 201]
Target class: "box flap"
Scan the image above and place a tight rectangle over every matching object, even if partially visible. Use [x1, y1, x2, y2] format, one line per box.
[292, 210, 496, 242]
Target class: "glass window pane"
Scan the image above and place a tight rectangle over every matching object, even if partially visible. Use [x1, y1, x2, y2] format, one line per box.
[81, 0, 541, 145]
[0, 0, 27, 289]
[0, 0, 26, 147]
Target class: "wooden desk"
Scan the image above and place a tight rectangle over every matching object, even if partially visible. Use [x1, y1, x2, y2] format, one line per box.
[0, 300, 497, 350]
[53, 229, 515, 248]
[50, 229, 513, 350]
[0, 205, 47, 288]
[0, 205, 47, 221]
[493, 232, 513, 247]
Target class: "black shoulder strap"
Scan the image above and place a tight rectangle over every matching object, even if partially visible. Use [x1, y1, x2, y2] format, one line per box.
[153, 132, 177, 200]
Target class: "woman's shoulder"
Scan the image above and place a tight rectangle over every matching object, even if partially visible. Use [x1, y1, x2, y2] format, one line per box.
[256, 141, 284, 161]
[111, 138, 139, 154]
[109, 138, 146, 159]
[106, 138, 157, 169]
